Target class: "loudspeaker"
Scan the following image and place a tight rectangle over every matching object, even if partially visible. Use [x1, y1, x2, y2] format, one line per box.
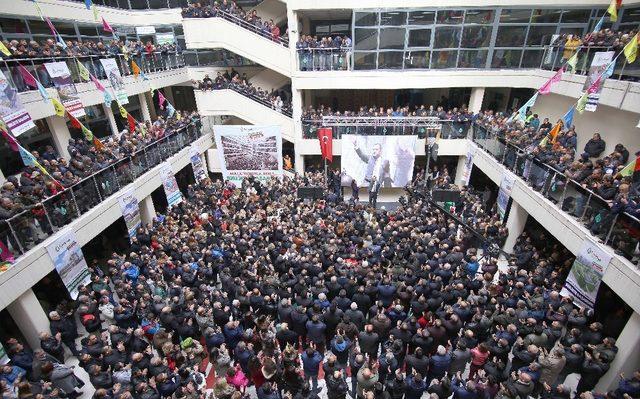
[432, 189, 461, 203]
[297, 186, 324, 200]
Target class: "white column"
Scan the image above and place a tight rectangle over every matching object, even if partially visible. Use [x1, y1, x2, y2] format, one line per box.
[145, 91, 158, 120]
[294, 153, 305, 175]
[139, 195, 156, 226]
[7, 289, 51, 350]
[454, 154, 469, 187]
[46, 116, 72, 160]
[596, 312, 640, 391]
[138, 93, 152, 122]
[103, 103, 119, 136]
[0, 167, 6, 185]
[502, 201, 528, 254]
[468, 87, 486, 113]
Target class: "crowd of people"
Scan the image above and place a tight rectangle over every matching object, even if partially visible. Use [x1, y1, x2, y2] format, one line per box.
[193, 69, 292, 116]
[296, 36, 353, 71]
[550, 28, 640, 60]
[1, 171, 638, 399]
[181, 1, 286, 44]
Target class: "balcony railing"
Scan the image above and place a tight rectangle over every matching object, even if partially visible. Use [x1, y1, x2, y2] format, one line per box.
[0, 121, 202, 264]
[2, 52, 185, 94]
[473, 123, 640, 265]
[302, 118, 471, 139]
[197, 86, 293, 118]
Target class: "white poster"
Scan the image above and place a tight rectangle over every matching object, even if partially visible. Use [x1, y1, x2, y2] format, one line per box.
[118, 188, 141, 241]
[340, 134, 417, 188]
[156, 32, 175, 45]
[99, 58, 129, 105]
[583, 51, 614, 112]
[496, 172, 516, 221]
[461, 146, 476, 187]
[0, 70, 36, 136]
[159, 162, 183, 207]
[0, 342, 8, 365]
[214, 125, 283, 183]
[189, 147, 208, 183]
[560, 239, 612, 310]
[46, 230, 91, 299]
[44, 61, 85, 117]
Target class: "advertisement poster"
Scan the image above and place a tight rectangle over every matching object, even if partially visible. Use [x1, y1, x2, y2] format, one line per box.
[46, 230, 91, 299]
[340, 134, 417, 188]
[583, 51, 614, 112]
[44, 61, 85, 117]
[214, 125, 283, 183]
[461, 146, 476, 186]
[99, 58, 129, 105]
[560, 239, 612, 310]
[189, 147, 208, 182]
[156, 32, 176, 45]
[0, 70, 36, 136]
[159, 162, 183, 207]
[0, 342, 8, 365]
[496, 172, 516, 221]
[118, 188, 141, 241]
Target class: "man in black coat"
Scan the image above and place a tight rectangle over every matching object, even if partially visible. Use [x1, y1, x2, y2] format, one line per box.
[49, 310, 80, 356]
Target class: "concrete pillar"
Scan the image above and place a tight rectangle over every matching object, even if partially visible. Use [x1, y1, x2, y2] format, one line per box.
[454, 154, 469, 187]
[596, 312, 640, 391]
[294, 152, 305, 175]
[139, 195, 156, 226]
[46, 116, 72, 160]
[103, 103, 119, 136]
[469, 87, 486, 113]
[0, 167, 6, 184]
[502, 201, 528, 254]
[138, 93, 152, 122]
[145, 91, 158, 120]
[7, 289, 51, 350]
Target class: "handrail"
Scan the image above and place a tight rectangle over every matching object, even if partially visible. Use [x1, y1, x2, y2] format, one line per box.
[196, 87, 293, 118]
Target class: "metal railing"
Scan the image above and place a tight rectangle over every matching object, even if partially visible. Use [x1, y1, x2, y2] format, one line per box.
[183, 50, 258, 68]
[2, 52, 185, 93]
[473, 122, 640, 265]
[302, 118, 471, 139]
[0, 121, 202, 262]
[298, 48, 352, 71]
[197, 86, 293, 118]
[183, 10, 288, 47]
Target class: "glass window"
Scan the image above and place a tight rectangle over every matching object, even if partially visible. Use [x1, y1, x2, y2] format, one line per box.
[380, 12, 407, 26]
[78, 25, 99, 37]
[500, 9, 531, 23]
[531, 9, 561, 23]
[0, 18, 28, 34]
[174, 25, 184, 36]
[408, 29, 431, 47]
[378, 51, 404, 69]
[183, 52, 198, 66]
[495, 25, 527, 47]
[465, 10, 494, 24]
[558, 27, 583, 37]
[355, 12, 378, 26]
[147, 0, 168, 8]
[434, 26, 461, 48]
[405, 50, 430, 68]
[561, 9, 591, 23]
[437, 10, 464, 24]
[168, 0, 188, 7]
[129, 0, 149, 9]
[461, 25, 492, 47]
[408, 11, 435, 25]
[196, 51, 216, 66]
[527, 26, 556, 46]
[521, 49, 545, 68]
[28, 20, 76, 36]
[354, 52, 377, 70]
[621, 7, 640, 23]
[354, 28, 378, 51]
[458, 50, 488, 68]
[432, 50, 458, 68]
[491, 49, 522, 68]
[378, 27, 405, 49]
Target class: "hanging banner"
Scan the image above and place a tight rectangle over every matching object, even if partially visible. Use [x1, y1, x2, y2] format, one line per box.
[99, 58, 129, 105]
[560, 239, 612, 310]
[156, 32, 175, 45]
[496, 172, 516, 221]
[0, 342, 8, 365]
[214, 125, 283, 183]
[0, 70, 36, 136]
[118, 188, 141, 241]
[159, 162, 183, 207]
[460, 146, 476, 186]
[582, 51, 614, 112]
[44, 61, 85, 117]
[46, 230, 91, 299]
[189, 147, 208, 183]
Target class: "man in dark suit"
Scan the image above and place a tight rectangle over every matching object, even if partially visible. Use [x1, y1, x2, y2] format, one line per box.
[353, 139, 393, 187]
[369, 176, 380, 208]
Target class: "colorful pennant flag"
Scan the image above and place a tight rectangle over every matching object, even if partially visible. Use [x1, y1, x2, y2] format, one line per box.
[127, 113, 136, 133]
[566, 53, 578, 74]
[538, 67, 564, 95]
[102, 17, 113, 33]
[77, 60, 91, 81]
[587, 75, 603, 94]
[30, 0, 45, 20]
[593, 16, 604, 33]
[44, 17, 57, 36]
[51, 98, 66, 116]
[131, 60, 141, 77]
[548, 122, 561, 144]
[576, 93, 589, 114]
[103, 90, 113, 106]
[17, 64, 37, 88]
[562, 106, 575, 128]
[35, 81, 49, 101]
[0, 127, 19, 152]
[517, 92, 538, 121]
[158, 91, 166, 110]
[618, 155, 640, 180]
[118, 104, 127, 118]
[623, 33, 638, 64]
[56, 34, 68, 49]
[84, 0, 92, 9]
[166, 102, 175, 118]
[607, 0, 623, 22]
[68, 113, 82, 129]
[91, 74, 105, 91]
[81, 125, 93, 140]
[92, 4, 100, 21]
[0, 42, 12, 57]
[19, 146, 37, 166]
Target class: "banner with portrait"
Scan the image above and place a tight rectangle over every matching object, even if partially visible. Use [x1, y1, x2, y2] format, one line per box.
[118, 188, 141, 241]
[189, 147, 208, 183]
[214, 125, 283, 183]
[44, 61, 85, 117]
[99, 58, 128, 105]
[583, 51, 614, 112]
[0, 70, 36, 136]
[560, 239, 612, 310]
[159, 162, 183, 207]
[497, 172, 516, 221]
[460, 145, 476, 187]
[0, 342, 8, 364]
[340, 135, 417, 188]
[46, 230, 91, 299]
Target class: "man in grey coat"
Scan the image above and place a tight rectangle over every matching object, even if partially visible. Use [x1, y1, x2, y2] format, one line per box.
[539, 348, 567, 386]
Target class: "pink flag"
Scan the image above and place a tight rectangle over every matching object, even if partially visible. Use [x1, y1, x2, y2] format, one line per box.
[91, 74, 105, 91]
[45, 17, 57, 35]
[18, 64, 38, 88]
[0, 238, 14, 264]
[158, 91, 166, 110]
[587, 75, 602, 94]
[538, 67, 564, 95]
[102, 17, 113, 33]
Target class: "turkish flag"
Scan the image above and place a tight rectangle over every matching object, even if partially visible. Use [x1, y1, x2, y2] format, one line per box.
[317, 127, 333, 163]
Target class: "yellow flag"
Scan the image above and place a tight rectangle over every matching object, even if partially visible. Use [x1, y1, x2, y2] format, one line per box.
[623, 34, 638, 64]
[548, 122, 561, 144]
[51, 98, 65, 116]
[0, 42, 11, 57]
[607, 0, 618, 22]
[77, 60, 90, 81]
[118, 104, 127, 118]
[81, 125, 94, 141]
[131, 60, 141, 77]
